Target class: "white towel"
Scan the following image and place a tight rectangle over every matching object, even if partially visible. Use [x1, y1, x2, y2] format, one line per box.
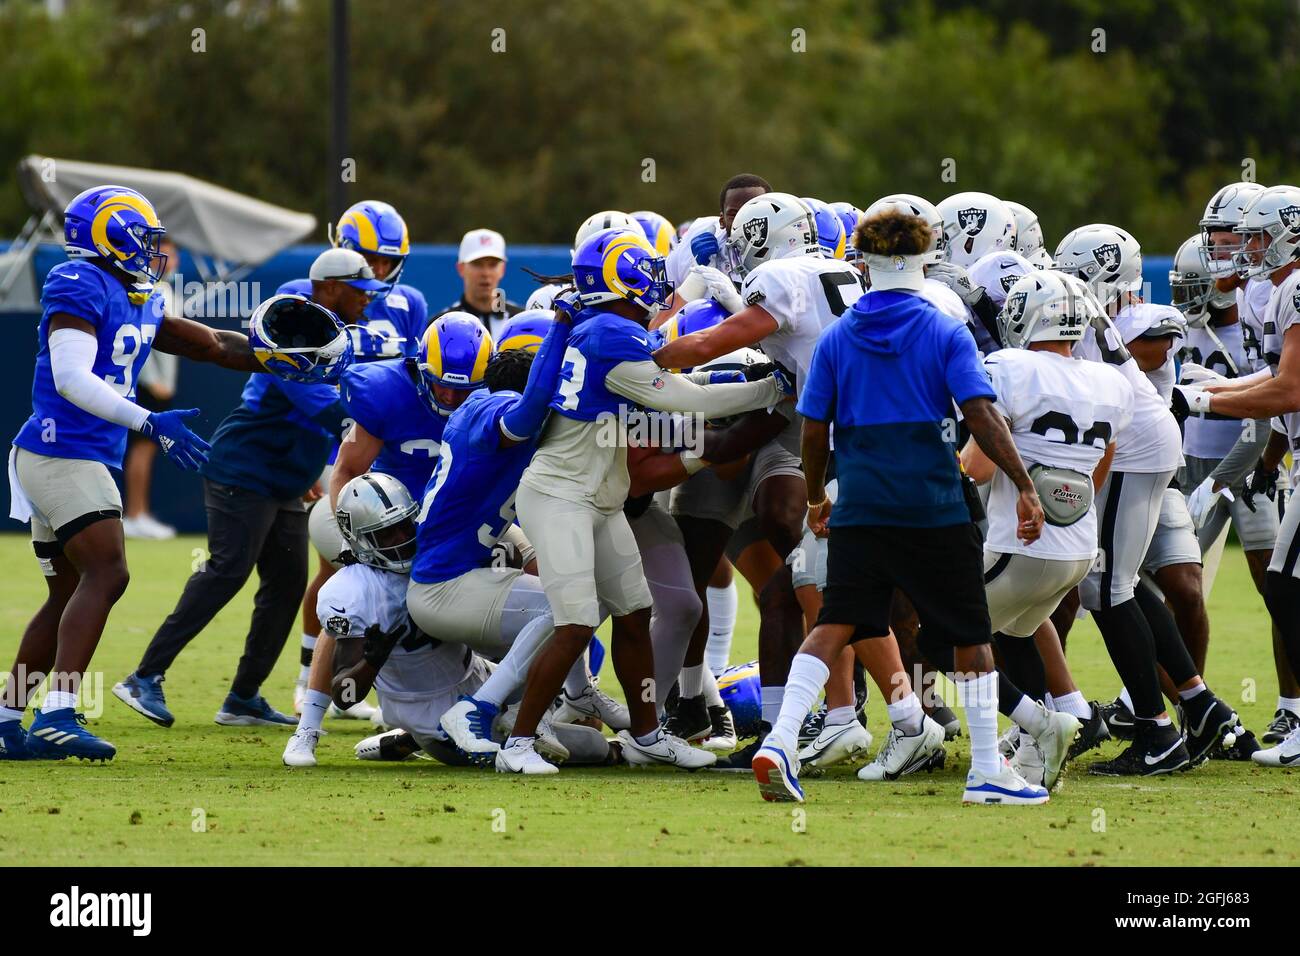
[8, 445, 33, 524]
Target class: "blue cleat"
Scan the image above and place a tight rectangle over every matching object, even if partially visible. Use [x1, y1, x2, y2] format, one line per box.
[113, 671, 174, 727]
[437, 695, 501, 766]
[0, 718, 32, 760]
[752, 732, 805, 803]
[26, 708, 117, 762]
[962, 757, 1049, 805]
[214, 691, 297, 727]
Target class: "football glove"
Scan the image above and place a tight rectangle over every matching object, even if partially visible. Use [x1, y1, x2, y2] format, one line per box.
[1243, 461, 1279, 513]
[679, 265, 742, 314]
[705, 369, 746, 385]
[1170, 384, 1213, 422]
[1179, 361, 1229, 388]
[1186, 477, 1233, 530]
[551, 288, 583, 323]
[926, 261, 983, 306]
[690, 230, 721, 266]
[140, 408, 211, 472]
[361, 621, 406, 669]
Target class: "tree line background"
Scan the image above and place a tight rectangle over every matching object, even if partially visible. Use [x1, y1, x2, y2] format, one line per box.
[3, 0, 1297, 253]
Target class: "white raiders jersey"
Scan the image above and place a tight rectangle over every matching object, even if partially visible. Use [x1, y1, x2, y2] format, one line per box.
[1261, 270, 1300, 459]
[1146, 355, 1176, 403]
[1073, 303, 1184, 474]
[317, 563, 474, 704]
[983, 348, 1133, 560]
[739, 253, 866, 395]
[1238, 277, 1277, 372]
[1181, 320, 1251, 460]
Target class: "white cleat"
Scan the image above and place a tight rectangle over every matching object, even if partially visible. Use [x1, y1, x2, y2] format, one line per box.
[702, 705, 738, 752]
[283, 728, 321, 767]
[618, 730, 717, 770]
[328, 699, 382, 721]
[798, 719, 873, 771]
[1032, 707, 1080, 790]
[997, 722, 1020, 759]
[495, 737, 560, 775]
[1010, 732, 1045, 787]
[857, 716, 946, 781]
[753, 732, 804, 802]
[355, 728, 420, 761]
[1251, 725, 1300, 767]
[536, 710, 570, 763]
[554, 680, 631, 731]
[437, 698, 501, 763]
[963, 757, 1050, 805]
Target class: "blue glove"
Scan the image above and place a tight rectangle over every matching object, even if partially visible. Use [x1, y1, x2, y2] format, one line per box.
[140, 408, 211, 471]
[706, 370, 745, 385]
[771, 363, 796, 397]
[690, 231, 720, 266]
[552, 289, 583, 323]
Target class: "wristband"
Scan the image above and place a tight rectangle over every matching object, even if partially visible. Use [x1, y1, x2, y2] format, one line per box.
[680, 449, 708, 475]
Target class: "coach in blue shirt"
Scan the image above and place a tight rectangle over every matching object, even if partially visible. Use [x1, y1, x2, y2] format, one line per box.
[752, 209, 1046, 803]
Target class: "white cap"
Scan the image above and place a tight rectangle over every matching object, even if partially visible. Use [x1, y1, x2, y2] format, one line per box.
[865, 253, 926, 292]
[459, 229, 507, 264]
[308, 248, 386, 292]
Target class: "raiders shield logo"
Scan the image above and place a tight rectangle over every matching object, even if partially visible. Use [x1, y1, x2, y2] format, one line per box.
[1292, 290, 1300, 316]
[326, 615, 350, 636]
[957, 208, 987, 235]
[999, 274, 1022, 294]
[1092, 242, 1121, 272]
[1279, 205, 1300, 232]
[743, 217, 769, 247]
[1004, 291, 1028, 326]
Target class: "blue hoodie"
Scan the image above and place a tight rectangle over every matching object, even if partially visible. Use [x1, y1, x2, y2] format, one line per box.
[797, 289, 994, 528]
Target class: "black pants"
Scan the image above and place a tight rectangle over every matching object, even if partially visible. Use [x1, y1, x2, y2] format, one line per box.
[137, 480, 308, 698]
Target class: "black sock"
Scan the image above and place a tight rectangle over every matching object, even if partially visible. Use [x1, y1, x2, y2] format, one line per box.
[1134, 578, 1198, 687]
[1091, 598, 1164, 719]
[300, 645, 314, 668]
[995, 631, 1046, 702]
[1264, 572, 1300, 680]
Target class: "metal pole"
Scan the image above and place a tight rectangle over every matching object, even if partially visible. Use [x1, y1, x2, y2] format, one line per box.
[330, 0, 350, 221]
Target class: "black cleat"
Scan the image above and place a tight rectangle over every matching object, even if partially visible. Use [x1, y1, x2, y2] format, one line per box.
[929, 705, 962, 740]
[799, 706, 825, 746]
[712, 722, 770, 771]
[1067, 701, 1113, 759]
[663, 694, 711, 742]
[1096, 696, 1137, 740]
[702, 705, 737, 752]
[1179, 693, 1238, 767]
[1088, 721, 1189, 776]
[1209, 726, 1261, 761]
[1263, 708, 1300, 744]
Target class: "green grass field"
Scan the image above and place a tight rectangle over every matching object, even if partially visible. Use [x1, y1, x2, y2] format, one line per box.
[2, 533, 1298, 866]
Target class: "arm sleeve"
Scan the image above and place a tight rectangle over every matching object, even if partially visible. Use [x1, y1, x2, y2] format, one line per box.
[500, 320, 572, 441]
[1209, 420, 1271, 487]
[48, 328, 150, 431]
[605, 361, 779, 418]
[944, 325, 997, 405]
[795, 336, 836, 421]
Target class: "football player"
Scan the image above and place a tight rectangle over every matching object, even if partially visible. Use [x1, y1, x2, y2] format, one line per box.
[5, 186, 322, 761]
[502, 228, 788, 774]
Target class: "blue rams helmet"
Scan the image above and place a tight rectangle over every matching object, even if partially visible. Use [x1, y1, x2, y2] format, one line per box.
[496, 309, 554, 353]
[572, 228, 671, 314]
[330, 200, 410, 290]
[802, 197, 847, 260]
[829, 201, 864, 262]
[717, 661, 762, 739]
[416, 312, 493, 415]
[658, 298, 729, 372]
[248, 294, 354, 385]
[631, 210, 676, 256]
[63, 185, 168, 285]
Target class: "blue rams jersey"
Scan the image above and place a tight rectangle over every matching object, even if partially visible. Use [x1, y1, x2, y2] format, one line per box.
[549, 311, 655, 421]
[276, 279, 426, 360]
[410, 389, 538, 584]
[14, 261, 166, 468]
[340, 359, 447, 499]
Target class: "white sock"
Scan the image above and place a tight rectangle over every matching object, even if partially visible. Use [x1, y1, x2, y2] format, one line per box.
[680, 664, 705, 699]
[771, 655, 828, 744]
[298, 690, 330, 733]
[1178, 682, 1207, 701]
[761, 685, 785, 729]
[563, 656, 590, 698]
[1009, 695, 1049, 736]
[0, 705, 24, 722]
[886, 692, 924, 734]
[298, 633, 317, 684]
[1279, 695, 1300, 716]
[1119, 686, 1135, 712]
[957, 673, 1001, 776]
[1054, 690, 1092, 719]
[477, 614, 555, 708]
[506, 735, 532, 748]
[1043, 692, 1056, 711]
[701, 667, 723, 708]
[825, 705, 855, 726]
[1153, 715, 1173, 727]
[705, 582, 737, 675]
[44, 690, 77, 712]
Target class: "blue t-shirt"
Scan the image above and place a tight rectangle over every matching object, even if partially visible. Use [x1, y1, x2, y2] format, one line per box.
[410, 389, 539, 584]
[340, 358, 447, 500]
[14, 261, 166, 468]
[276, 279, 426, 360]
[201, 374, 347, 500]
[797, 289, 995, 528]
[549, 311, 655, 421]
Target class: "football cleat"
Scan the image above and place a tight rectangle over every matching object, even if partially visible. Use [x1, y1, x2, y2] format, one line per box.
[752, 732, 804, 802]
[1029, 705, 1080, 790]
[214, 692, 297, 728]
[798, 706, 826, 747]
[356, 728, 422, 761]
[1010, 732, 1045, 787]
[26, 708, 116, 762]
[1179, 693, 1238, 767]
[857, 716, 946, 781]
[710, 722, 770, 771]
[663, 694, 711, 742]
[798, 719, 873, 771]
[282, 728, 321, 767]
[702, 705, 738, 752]
[1097, 696, 1137, 740]
[328, 699, 382, 722]
[536, 710, 570, 763]
[1067, 702, 1112, 759]
[1210, 725, 1260, 761]
[929, 704, 963, 740]
[495, 737, 559, 775]
[1088, 721, 1189, 776]
[963, 757, 1049, 805]
[618, 730, 717, 770]
[1263, 708, 1300, 744]
[997, 722, 1020, 759]
[1251, 725, 1300, 767]
[0, 718, 32, 760]
[553, 680, 630, 731]
[438, 696, 501, 765]
[112, 671, 174, 728]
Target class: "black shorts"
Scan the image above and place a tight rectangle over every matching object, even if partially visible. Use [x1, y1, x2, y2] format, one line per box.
[817, 523, 992, 648]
